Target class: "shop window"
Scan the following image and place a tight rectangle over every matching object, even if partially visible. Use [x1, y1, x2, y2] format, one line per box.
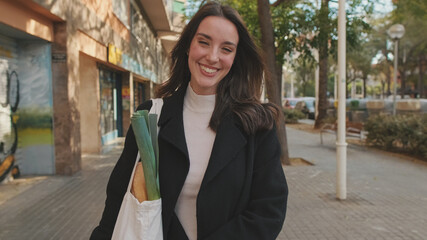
[99, 68, 123, 144]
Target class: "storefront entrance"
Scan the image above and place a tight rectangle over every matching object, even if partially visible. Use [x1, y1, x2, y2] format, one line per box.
[99, 67, 123, 145]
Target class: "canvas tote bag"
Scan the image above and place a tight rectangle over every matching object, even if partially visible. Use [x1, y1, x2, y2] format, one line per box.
[112, 98, 164, 240]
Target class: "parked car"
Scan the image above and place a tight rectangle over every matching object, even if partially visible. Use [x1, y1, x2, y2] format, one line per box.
[283, 98, 299, 109]
[295, 97, 315, 119]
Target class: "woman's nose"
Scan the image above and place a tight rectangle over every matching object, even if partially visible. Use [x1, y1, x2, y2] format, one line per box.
[206, 48, 219, 63]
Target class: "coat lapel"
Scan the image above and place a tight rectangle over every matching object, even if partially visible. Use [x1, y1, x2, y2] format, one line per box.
[157, 86, 190, 238]
[201, 114, 247, 188]
[158, 86, 189, 159]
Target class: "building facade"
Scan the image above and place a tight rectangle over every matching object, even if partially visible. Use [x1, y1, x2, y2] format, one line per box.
[0, 0, 184, 180]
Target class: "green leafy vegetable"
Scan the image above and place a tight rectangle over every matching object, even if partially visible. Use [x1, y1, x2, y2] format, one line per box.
[131, 110, 160, 200]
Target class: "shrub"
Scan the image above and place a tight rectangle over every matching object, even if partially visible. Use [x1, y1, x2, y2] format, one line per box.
[322, 115, 337, 125]
[364, 114, 427, 159]
[350, 100, 359, 110]
[283, 109, 306, 124]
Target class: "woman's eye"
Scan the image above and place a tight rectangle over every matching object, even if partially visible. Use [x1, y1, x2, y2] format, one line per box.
[199, 41, 208, 45]
[223, 48, 233, 53]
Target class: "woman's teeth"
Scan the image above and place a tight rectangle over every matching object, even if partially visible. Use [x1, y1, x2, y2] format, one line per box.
[201, 65, 217, 73]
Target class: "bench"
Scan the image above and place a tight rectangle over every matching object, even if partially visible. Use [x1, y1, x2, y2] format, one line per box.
[320, 122, 367, 144]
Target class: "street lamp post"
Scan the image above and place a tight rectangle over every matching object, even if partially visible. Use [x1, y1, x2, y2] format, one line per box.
[387, 24, 405, 115]
[336, 0, 347, 200]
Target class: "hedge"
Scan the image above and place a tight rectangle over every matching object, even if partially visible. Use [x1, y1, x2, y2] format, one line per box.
[364, 114, 427, 159]
[283, 109, 306, 124]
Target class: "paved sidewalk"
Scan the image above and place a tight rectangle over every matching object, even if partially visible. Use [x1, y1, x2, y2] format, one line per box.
[278, 125, 427, 240]
[0, 124, 426, 239]
[0, 140, 124, 240]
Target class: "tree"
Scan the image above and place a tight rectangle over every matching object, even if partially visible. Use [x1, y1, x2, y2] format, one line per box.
[369, 17, 393, 98]
[256, 0, 290, 165]
[369, 0, 427, 99]
[310, 0, 373, 127]
[294, 55, 316, 96]
[390, 0, 427, 98]
[346, 34, 377, 98]
[312, 0, 330, 128]
[218, 0, 315, 98]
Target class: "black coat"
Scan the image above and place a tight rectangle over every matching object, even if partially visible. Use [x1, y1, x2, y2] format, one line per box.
[91, 85, 288, 240]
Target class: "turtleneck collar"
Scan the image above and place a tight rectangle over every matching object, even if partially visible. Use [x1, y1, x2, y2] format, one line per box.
[184, 84, 216, 114]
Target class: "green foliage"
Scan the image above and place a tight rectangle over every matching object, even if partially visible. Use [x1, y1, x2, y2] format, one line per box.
[349, 100, 359, 110]
[15, 108, 53, 129]
[283, 108, 305, 124]
[322, 115, 337, 125]
[365, 114, 427, 159]
[294, 55, 316, 96]
[389, 0, 427, 97]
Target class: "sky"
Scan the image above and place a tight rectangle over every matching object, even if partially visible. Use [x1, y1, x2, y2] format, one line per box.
[268, 0, 394, 15]
[373, 0, 394, 16]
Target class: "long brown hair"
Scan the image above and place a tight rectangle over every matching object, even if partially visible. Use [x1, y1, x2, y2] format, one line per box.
[157, 1, 279, 135]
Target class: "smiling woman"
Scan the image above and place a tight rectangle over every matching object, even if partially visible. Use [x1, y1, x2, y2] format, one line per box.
[91, 2, 288, 240]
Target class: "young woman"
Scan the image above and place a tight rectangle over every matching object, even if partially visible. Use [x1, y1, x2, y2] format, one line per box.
[91, 2, 288, 239]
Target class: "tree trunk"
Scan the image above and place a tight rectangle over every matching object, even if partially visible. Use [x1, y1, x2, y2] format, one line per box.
[386, 65, 391, 97]
[381, 80, 385, 98]
[400, 67, 406, 98]
[257, 0, 290, 165]
[383, 49, 391, 97]
[276, 61, 283, 99]
[363, 76, 367, 98]
[314, 0, 329, 129]
[419, 54, 425, 98]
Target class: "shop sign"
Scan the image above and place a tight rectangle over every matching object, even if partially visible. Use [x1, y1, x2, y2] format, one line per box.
[108, 44, 123, 65]
[122, 86, 130, 111]
[52, 52, 67, 63]
[122, 86, 130, 99]
[107, 44, 158, 83]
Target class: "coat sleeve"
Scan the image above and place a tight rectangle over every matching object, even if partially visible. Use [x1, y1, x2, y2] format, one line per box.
[90, 101, 152, 240]
[204, 127, 288, 240]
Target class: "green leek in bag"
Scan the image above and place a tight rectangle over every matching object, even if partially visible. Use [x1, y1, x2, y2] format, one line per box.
[131, 110, 160, 201]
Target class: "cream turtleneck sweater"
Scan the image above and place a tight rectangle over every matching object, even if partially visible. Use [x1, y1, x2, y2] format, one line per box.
[175, 85, 216, 240]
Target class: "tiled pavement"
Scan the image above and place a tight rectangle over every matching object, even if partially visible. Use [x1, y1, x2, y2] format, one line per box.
[1, 125, 427, 239]
[278, 126, 427, 240]
[0, 141, 123, 240]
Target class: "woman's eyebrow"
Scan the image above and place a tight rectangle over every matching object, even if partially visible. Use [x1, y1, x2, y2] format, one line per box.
[196, 33, 237, 47]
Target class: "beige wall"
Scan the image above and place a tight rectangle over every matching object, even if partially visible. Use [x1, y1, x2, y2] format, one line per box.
[79, 53, 101, 153]
[0, 1, 53, 42]
[79, 0, 130, 42]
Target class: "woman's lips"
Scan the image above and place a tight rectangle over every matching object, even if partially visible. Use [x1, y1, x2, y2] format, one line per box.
[200, 64, 218, 75]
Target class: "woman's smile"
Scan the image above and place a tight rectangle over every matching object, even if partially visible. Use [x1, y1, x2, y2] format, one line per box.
[199, 64, 218, 75]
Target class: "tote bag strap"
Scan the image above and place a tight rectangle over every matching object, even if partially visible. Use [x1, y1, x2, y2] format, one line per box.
[150, 98, 164, 115]
[149, 98, 163, 133]
[149, 98, 164, 134]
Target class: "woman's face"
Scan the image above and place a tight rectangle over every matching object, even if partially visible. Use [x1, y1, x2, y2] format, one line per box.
[188, 16, 239, 95]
